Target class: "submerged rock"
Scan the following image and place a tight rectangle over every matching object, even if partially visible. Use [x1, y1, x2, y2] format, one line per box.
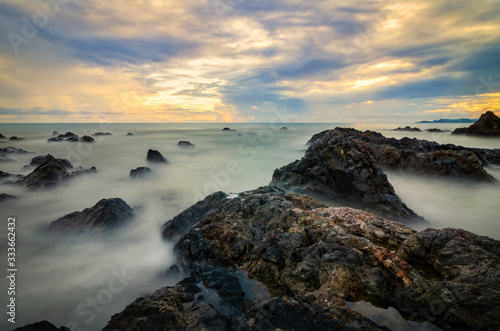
[130, 166, 152, 178]
[271, 129, 425, 224]
[9, 136, 25, 141]
[13, 320, 70, 331]
[177, 140, 195, 147]
[452, 111, 500, 136]
[52, 131, 59, 136]
[147, 149, 168, 163]
[48, 198, 134, 234]
[280, 126, 288, 130]
[94, 132, 112, 136]
[109, 188, 500, 330]
[222, 127, 235, 131]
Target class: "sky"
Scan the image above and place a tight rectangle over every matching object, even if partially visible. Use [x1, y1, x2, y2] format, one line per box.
[0, 0, 499, 123]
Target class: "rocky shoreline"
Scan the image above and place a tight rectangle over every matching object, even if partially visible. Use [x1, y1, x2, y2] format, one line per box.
[7, 121, 500, 331]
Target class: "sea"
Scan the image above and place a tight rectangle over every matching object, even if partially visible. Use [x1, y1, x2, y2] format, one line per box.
[0, 122, 499, 330]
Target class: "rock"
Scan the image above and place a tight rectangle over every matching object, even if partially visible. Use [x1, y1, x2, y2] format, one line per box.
[94, 132, 112, 136]
[28, 154, 72, 169]
[280, 127, 288, 130]
[80, 135, 95, 143]
[393, 126, 421, 132]
[425, 128, 444, 133]
[48, 132, 95, 143]
[0, 170, 24, 183]
[178, 140, 195, 147]
[13, 320, 70, 331]
[147, 149, 168, 163]
[0, 133, 6, 139]
[9, 136, 25, 140]
[452, 111, 500, 136]
[222, 127, 235, 131]
[271, 129, 425, 224]
[161, 191, 229, 241]
[130, 166, 152, 178]
[127, 132, 134, 136]
[48, 198, 134, 234]
[111, 188, 500, 330]
[0, 146, 29, 161]
[301, 128, 499, 183]
[52, 131, 59, 136]
[0, 193, 16, 202]
[17, 159, 96, 190]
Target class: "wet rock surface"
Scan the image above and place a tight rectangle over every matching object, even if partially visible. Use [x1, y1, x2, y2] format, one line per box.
[147, 149, 168, 163]
[452, 111, 500, 136]
[107, 187, 500, 330]
[271, 129, 425, 223]
[48, 198, 134, 234]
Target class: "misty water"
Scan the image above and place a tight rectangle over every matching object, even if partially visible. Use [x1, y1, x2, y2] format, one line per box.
[0, 123, 499, 330]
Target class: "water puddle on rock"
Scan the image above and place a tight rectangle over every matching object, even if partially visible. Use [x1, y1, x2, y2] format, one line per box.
[344, 300, 443, 331]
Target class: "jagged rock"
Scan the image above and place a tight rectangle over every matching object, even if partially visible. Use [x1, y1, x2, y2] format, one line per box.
[94, 132, 112, 136]
[28, 154, 72, 169]
[16, 159, 96, 190]
[178, 140, 195, 147]
[147, 149, 168, 163]
[130, 166, 152, 178]
[393, 126, 421, 132]
[110, 188, 499, 330]
[161, 191, 229, 241]
[0, 193, 16, 202]
[271, 129, 425, 223]
[13, 320, 70, 331]
[9, 136, 25, 141]
[48, 198, 134, 234]
[126, 132, 134, 136]
[452, 111, 500, 136]
[48, 132, 95, 143]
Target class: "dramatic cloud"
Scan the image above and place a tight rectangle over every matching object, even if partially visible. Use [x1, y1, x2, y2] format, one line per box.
[0, 0, 499, 123]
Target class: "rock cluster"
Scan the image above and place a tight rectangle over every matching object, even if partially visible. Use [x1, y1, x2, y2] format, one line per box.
[48, 132, 95, 143]
[393, 126, 421, 132]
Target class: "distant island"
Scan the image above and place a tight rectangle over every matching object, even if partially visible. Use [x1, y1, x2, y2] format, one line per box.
[416, 118, 477, 123]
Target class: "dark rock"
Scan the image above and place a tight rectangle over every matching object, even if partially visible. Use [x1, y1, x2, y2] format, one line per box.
[13, 320, 70, 331]
[80, 135, 95, 143]
[222, 127, 235, 131]
[48, 132, 95, 143]
[425, 128, 444, 133]
[9, 136, 25, 141]
[280, 127, 288, 130]
[94, 132, 112, 136]
[126, 132, 134, 136]
[393, 126, 421, 132]
[29, 154, 72, 169]
[0, 133, 6, 139]
[0, 147, 29, 160]
[17, 159, 96, 190]
[0, 193, 16, 202]
[52, 131, 59, 136]
[48, 198, 134, 234]
[0, 170, 24, 183]
[451, 111, 500, 136]
[130, 166, 152, 178]
[147, 149, 168, 163]
[178, 140, 195, 147]
[271, 129, 425, 224]
[161, 191, 229, 241]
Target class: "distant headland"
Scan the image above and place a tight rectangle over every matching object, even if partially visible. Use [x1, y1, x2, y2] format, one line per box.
[416, 118, 477, 123]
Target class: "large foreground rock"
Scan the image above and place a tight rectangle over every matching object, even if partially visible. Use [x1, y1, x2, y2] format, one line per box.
[271, 129, 425, 224]
[452, 111, 500, 136]
[48, 198, 134, 234]
[107, 188, 500, 330]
